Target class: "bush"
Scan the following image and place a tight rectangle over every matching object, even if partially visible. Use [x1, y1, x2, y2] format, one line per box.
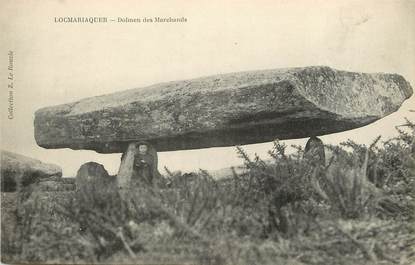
[2, 117, 414, 264]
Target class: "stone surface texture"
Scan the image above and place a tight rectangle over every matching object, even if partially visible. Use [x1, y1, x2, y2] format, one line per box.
[1, 150, 62, 192]
[117, 142, 160, 188]
[75, 162, 115, 191]
[34, 66, 413, 153]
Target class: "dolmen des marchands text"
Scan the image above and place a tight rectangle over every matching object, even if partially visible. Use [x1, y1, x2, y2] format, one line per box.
[34, 66, 413, 153]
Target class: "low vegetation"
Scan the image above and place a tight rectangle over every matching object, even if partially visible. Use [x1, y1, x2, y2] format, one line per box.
[2, 118, 414, 264]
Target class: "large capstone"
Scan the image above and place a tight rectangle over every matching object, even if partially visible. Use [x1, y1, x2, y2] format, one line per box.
[34, 66, 413, 153]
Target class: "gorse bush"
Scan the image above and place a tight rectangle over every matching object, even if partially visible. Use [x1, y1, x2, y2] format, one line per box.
[2, 188, 92, 263]
[232, 142, 317, 237]
[161, 170, 220, 233]
[2, 117, 414, 264]
[302, 117, 415, 221]
[313, 150, 377, 219]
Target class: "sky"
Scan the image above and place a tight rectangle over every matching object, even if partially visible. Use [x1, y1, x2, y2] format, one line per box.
[1, 0, 414, 177]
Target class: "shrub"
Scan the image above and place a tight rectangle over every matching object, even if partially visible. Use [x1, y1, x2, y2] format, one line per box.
[3, 117, 414, 264]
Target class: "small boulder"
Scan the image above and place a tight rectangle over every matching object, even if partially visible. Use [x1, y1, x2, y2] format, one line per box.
[75, 162, 115, 191]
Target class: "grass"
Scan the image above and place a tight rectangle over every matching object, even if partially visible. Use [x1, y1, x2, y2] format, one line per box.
[1, 117, 414, 264]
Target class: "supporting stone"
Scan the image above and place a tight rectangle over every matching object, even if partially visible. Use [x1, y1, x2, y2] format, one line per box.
[117, 142, 159, 189]
[304, 136, 326, 167]
[304, 136, 328, 201]
[117, 143, 137, 189]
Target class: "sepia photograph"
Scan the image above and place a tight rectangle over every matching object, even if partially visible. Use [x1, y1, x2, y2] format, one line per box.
[1, 0, 414, 264]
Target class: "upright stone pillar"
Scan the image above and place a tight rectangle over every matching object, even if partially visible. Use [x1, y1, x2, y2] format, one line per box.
[117, 143, 137, 189]
[117, 142, 160, 189]
[304, 136, 326, 167]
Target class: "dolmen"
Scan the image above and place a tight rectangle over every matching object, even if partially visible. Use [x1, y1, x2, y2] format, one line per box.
[33, 66, 413, 188]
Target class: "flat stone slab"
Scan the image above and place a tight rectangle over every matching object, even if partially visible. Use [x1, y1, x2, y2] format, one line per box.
[1, 150, 62, 191]
[34, 66, 413, 153]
